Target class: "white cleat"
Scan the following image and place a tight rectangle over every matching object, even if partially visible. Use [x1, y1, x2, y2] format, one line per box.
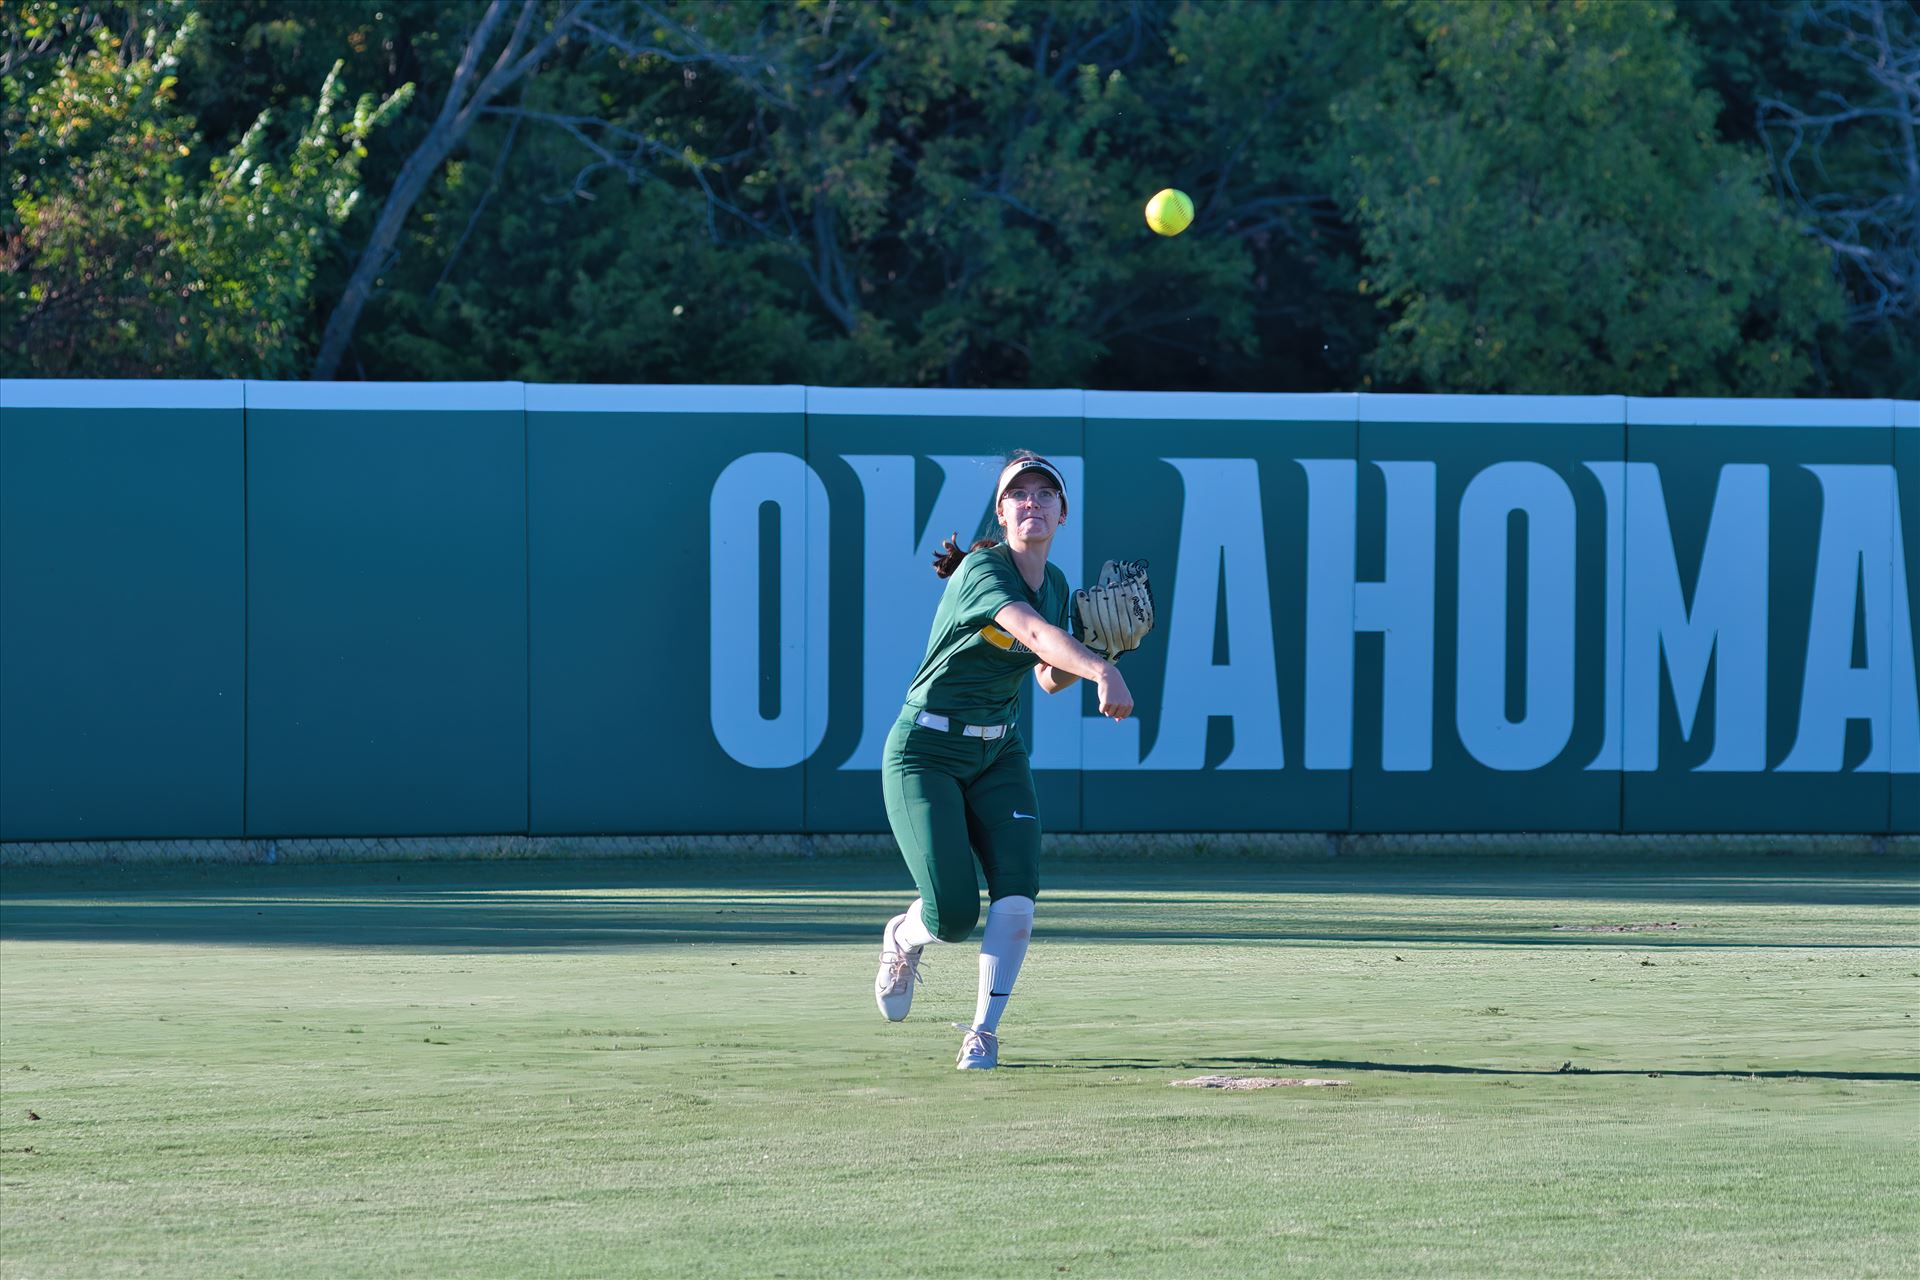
[955, 1025, 999, 1071]
[874, 913, 923, 1022]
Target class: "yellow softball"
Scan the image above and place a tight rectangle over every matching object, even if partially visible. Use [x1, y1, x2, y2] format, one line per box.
[1144, 188, 1194, 236]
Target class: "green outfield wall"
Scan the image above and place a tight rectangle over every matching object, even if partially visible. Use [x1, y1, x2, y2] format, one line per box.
[2, 381, 1913, 840]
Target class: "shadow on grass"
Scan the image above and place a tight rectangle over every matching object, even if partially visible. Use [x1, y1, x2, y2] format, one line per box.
[1004, 1056, 1920, 1083]
[0, 855, 1914, 950]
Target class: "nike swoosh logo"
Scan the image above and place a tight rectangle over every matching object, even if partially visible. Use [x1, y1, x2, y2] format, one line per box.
[1012, 812, 1038, 821]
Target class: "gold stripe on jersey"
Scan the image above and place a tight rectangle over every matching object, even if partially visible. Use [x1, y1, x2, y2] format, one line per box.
[979, 623, 1017, 650]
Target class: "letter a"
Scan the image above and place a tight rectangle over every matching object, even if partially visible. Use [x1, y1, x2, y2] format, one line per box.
[1779, 465, 1918, 772]
[1142, 458, 1285, 770]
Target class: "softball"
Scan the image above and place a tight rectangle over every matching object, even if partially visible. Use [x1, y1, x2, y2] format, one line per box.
[1144, 188, 1194, 237]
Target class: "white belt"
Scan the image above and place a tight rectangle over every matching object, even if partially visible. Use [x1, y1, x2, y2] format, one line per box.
[914, 710, 1010, 740]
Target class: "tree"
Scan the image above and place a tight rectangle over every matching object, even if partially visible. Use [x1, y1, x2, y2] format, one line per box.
[2, 1, 410, 377]
[1755, 0, 1918, 395]
[309, 0, 594, 379]
[11, 0, 1863, 396]
[346, 1, 1361, 390]
[1325, 0, 1843, 395]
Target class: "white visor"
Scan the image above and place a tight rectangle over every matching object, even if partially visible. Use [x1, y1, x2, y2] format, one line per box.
[995, 456, 1068, 512]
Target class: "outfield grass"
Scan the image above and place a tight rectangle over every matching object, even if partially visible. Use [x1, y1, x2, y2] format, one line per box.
[2, 853, 1916, 1278]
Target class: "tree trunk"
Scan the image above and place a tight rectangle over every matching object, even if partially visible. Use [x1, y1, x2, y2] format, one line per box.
[311, 136, 466, 380]
[312, 0, 587, 380]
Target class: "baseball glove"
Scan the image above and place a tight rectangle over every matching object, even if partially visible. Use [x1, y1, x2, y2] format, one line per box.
[1072, 559, 1155, 661]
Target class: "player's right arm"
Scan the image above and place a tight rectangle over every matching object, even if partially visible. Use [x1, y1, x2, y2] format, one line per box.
[1033, 663, 1077, 695]
[994, 602, 1133, 720]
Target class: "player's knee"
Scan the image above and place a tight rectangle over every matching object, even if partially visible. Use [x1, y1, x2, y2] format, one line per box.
[991, 875, 1040, 906]
[930, 897, 980, 943]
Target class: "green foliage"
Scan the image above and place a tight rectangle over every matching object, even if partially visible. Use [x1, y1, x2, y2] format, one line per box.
[2, 2, 410, 377]
[1674, 0, 1916, 397]
[356, 1, 1307, 390]
[1327, 0, 1843, 395]
[362, 174, 820, 384]
[8, 0, 1884, 395]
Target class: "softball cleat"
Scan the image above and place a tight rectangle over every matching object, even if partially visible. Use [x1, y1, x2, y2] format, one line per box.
[954, 1025, 999, 1071]
[874, 913, 922, 1022]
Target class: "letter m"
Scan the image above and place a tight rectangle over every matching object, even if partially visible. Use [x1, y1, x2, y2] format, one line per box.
[1605, 463, 1770, 771]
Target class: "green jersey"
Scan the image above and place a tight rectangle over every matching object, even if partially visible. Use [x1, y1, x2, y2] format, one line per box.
[902, 542, 1071, 725]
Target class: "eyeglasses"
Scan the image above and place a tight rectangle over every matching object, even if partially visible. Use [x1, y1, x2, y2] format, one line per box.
[1003, 487, 1062, 507]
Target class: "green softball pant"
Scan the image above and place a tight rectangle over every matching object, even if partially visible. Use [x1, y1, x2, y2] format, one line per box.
[880, 710, 1042, 943]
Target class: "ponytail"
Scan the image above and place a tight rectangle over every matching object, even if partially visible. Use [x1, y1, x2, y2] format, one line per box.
[932, 533, 1000, 579]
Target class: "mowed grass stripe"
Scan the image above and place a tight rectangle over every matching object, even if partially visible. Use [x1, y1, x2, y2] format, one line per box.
[3, 854, 1916, 1278]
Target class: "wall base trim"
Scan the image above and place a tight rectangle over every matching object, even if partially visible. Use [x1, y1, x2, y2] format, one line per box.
[3, 831, 1912, 867]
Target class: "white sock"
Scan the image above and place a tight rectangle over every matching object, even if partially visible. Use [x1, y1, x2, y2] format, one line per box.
[893, 899, 937, 952]
[973, 895, 1034, 1033]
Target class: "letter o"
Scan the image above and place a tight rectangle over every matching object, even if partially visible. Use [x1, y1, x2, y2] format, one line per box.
[1455, 462, 1577, 771]
[709, 453, 829, 768]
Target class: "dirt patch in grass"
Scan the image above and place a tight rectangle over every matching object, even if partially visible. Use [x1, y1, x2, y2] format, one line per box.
[1551, 921, 1693, 932]
[1171, 1075, 1349, 1089]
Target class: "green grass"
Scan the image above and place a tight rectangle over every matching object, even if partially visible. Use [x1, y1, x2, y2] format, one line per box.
[2, 853, 1916, 1278]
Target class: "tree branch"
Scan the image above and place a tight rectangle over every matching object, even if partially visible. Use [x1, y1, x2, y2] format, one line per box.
[312, 0, 594, 379]
[426, 108, 524, 304]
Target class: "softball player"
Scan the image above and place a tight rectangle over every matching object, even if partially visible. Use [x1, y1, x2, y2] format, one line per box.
[873, 452, 1137, 1070]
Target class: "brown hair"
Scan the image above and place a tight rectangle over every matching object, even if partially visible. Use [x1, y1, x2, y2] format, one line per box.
[929, 449, 1058, 578]
[932, 533, 999, 579]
